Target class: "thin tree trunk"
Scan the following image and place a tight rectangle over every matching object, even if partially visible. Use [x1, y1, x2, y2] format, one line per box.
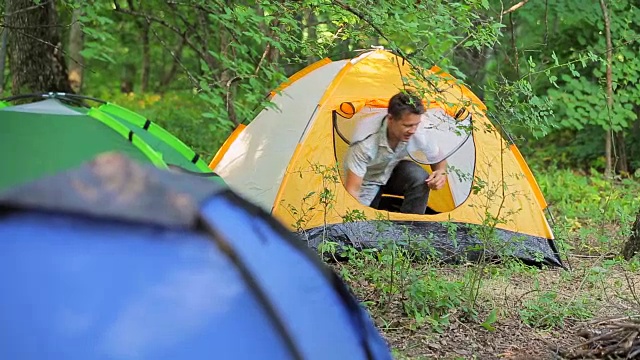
[622, 212, 640, 260]
[125, 0, 150, 93]
[256, 2, 282, 65]
[158, 35, 186, 90]
[267, 19, 282, 65]
[306, 9, 317, 65]
[257, 4, 267, 34]
[632, 110, 640, 172]
[68, 7, 84, 93]
[0, 11, 9, 94]
[599, 0, 613, 176]
[605, 132, 613, 175]
[509, 13, 520, 78]
[634, 107, 640, 156]
[7, 0, 73, 94]
[121, 62, 135, 93]
[616, 132, 628, 173]
[140, 21, 150, 92]
[218, 27, 238, 126]
[198, 8, 215, 69]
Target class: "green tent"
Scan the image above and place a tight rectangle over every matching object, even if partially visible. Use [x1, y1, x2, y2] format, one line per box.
[0, 93, 222, 192]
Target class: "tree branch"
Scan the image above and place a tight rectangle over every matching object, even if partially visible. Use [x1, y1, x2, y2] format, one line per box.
[0, 20, 79, 30]
[225, 76, 240, 127]
[147, 21, 199, 91]
[439, 33, 473, 62]
[191, 2, 244, 48]
[502, 0, 530, 15]
[159, 35, 187, 89]
[4, 0, 52, 17]
[331, 0, 393, 52]
[331, 0, 438, 90]
[255, 44, 270, 76]
[166, 2, 208, 47]
[218, 43, 270, 127]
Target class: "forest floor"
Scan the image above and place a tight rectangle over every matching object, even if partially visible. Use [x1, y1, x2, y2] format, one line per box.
[382, 257, 640, 359]
[336, 225, 640, 360]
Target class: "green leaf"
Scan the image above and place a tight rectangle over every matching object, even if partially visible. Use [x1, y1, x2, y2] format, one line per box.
[481, 308, 498, 332]
[551, 51, 559, 66]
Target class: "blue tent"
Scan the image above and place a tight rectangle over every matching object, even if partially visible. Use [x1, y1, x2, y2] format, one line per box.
[0, 152, 392, 360]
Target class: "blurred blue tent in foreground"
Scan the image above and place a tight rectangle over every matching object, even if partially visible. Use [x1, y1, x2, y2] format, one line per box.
[0, 152, 392, 360]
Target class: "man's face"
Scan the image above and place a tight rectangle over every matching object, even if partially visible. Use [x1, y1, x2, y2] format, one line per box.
[387, 111, 422, 143]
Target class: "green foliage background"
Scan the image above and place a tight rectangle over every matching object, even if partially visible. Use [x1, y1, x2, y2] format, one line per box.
[19, 0, 634, 174]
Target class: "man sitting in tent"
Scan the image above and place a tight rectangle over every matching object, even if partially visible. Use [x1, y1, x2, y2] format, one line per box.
[343, 91, 447, 214]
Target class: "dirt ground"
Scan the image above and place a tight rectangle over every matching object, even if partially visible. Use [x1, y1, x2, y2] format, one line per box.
[349, 257, 640, 359]
[381, 311, 585, 359]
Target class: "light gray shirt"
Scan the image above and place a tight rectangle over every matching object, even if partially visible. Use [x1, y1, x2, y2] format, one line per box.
[344, 119, 409, 206]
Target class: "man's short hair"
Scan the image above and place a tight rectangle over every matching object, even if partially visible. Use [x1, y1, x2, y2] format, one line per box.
[388, 91, 425, 120]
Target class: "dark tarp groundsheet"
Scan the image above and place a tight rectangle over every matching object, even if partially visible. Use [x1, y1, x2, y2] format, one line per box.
[302, 220, 563, 268]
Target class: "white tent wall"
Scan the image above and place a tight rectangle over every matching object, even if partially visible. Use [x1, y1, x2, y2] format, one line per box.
[445, 136, 475, 206]
[213, 60, 349, 211]
[1, 99, 84, 115]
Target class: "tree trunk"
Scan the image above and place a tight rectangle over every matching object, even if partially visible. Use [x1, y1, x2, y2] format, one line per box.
[622, 212, 640, 260]
[218, 27, 238, 127]
[257, 6, 282, 66]
[605, 131, 612, 175]
[267, 19, 282, 65]
[452, 37, 488, 99]
[121, 63, 135, 93]
[68, 7, 84, 93]
[509, 13, 520, 78]
[306, 9, 318, 65]
[0, 11, 9, 94]
[633, 107, 640, 169]
[158, 35, 186, 90]
[140, 21, 150, 93]
[198, 8, 216, 69]
[7, 0, 72, 95]
[599, 0, 613, 176]
[615, 131, 628, 173]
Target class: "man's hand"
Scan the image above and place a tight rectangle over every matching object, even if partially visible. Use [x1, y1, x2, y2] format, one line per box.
[425, 169, 446, 190]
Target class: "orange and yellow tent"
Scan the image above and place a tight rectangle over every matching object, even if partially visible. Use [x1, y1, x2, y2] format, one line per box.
[210, 49, 562, 267]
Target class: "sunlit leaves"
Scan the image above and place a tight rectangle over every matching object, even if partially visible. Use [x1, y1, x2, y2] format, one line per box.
[59, 0, 590, 142]
[495, 0, 640, 138]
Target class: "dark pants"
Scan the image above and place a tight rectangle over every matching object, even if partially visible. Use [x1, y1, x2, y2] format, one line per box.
[369, 160, 430, 214]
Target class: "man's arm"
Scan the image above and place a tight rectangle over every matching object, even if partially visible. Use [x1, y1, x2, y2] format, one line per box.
[343, 142, 370, 202]
[425, 159, 447, 190]
[345, 169, 364, 200]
